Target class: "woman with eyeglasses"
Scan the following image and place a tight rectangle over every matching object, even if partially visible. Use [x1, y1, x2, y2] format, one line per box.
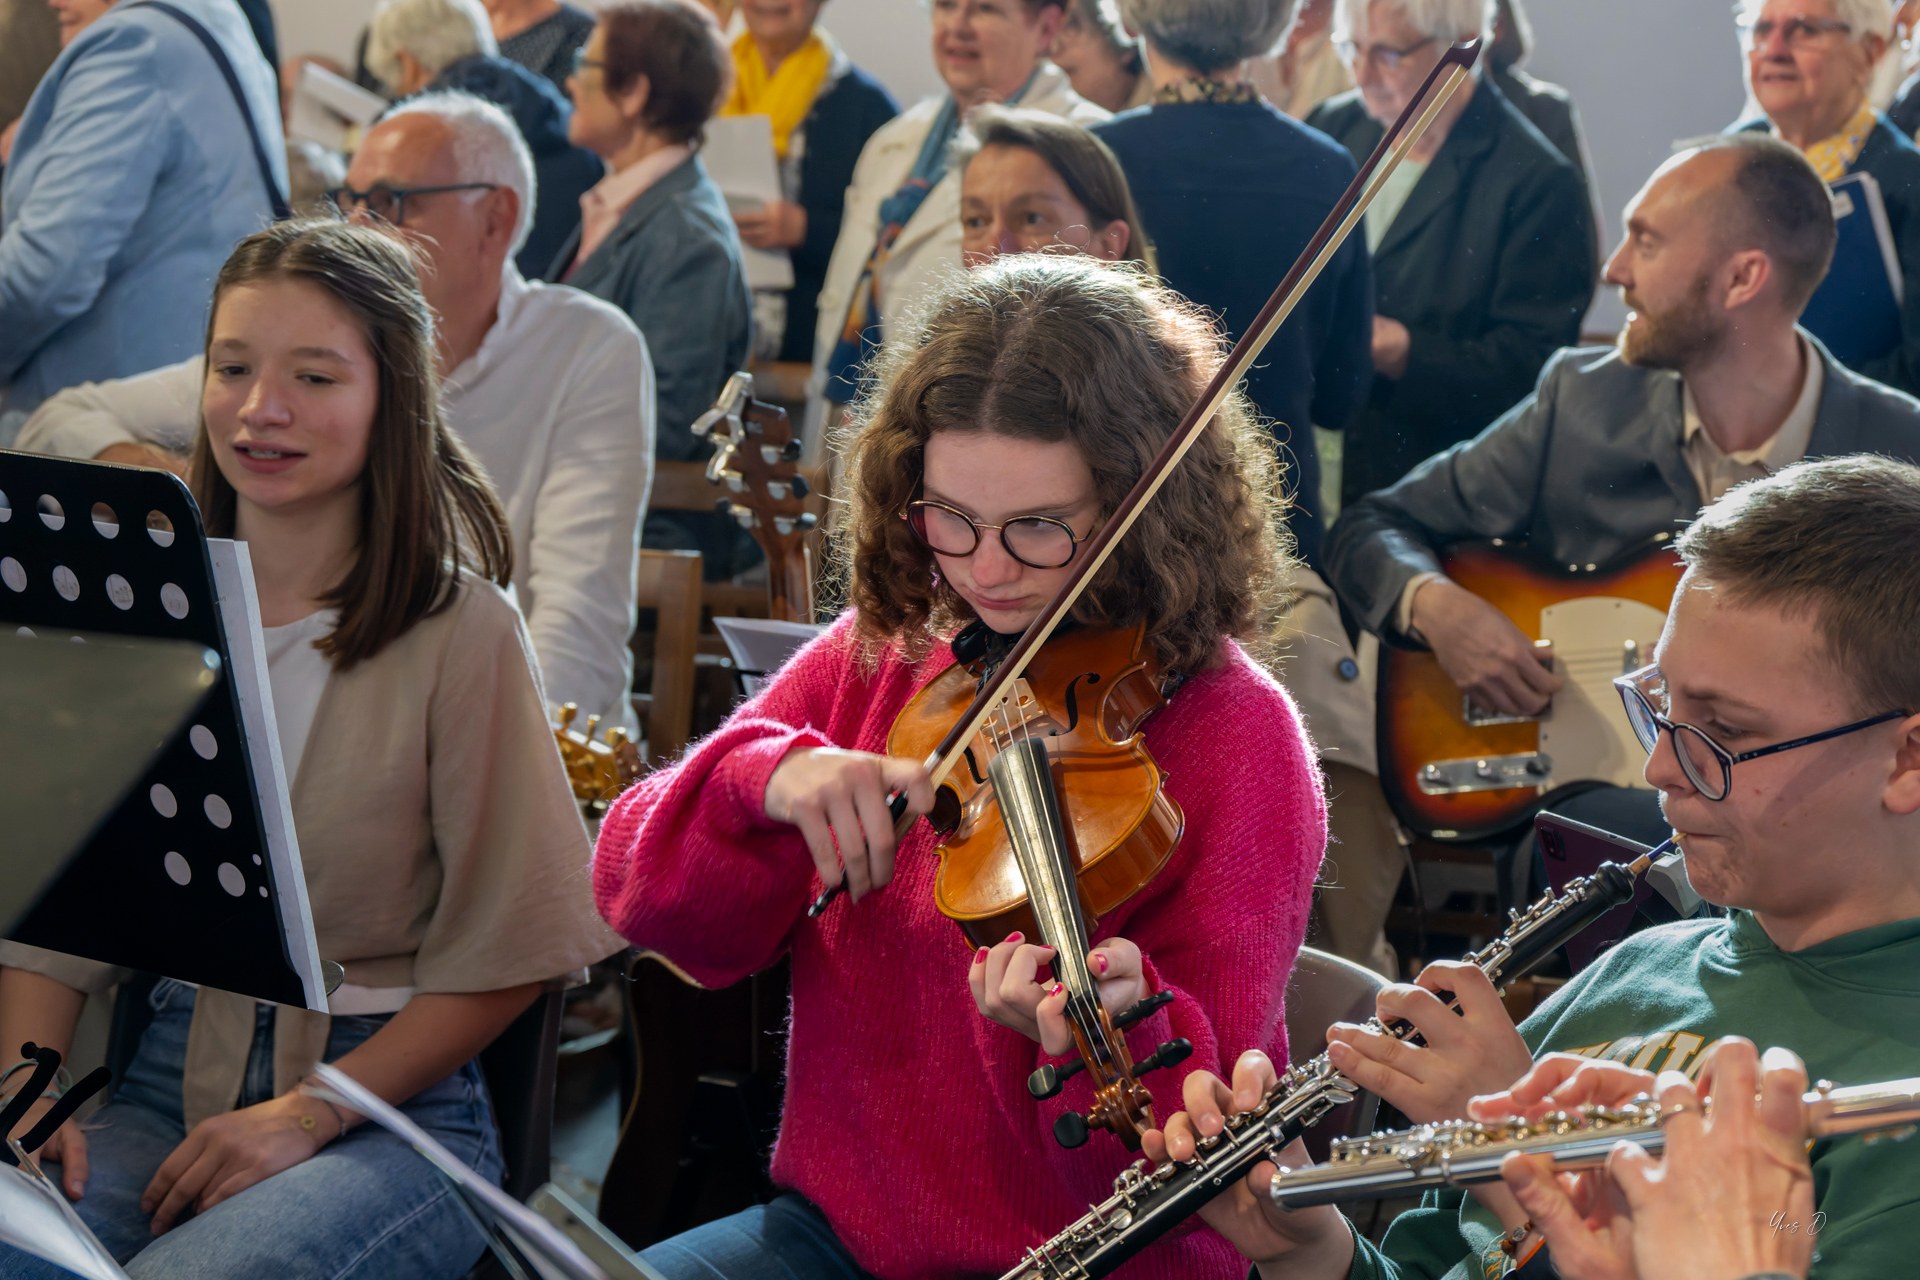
[555, 0, 754, 575]
[1306, 0, 1595, 507]
[593, 253, 1327, 1280]
[1734, 0, 1920, 398]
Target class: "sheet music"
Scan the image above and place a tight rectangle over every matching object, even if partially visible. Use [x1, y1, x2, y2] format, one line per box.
[205, 539, 327, 1011]
[702, 115, 796, 291]
[307, 1066, 613, 1280]
[712, 616, 825, 675]
[0, 1149, 129, 1280]
[286, 61, 387, 151]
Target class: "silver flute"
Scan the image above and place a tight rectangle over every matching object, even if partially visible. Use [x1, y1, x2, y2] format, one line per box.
[995, 840, 1675, 1280]
[1266, 1075, 1920, 1209]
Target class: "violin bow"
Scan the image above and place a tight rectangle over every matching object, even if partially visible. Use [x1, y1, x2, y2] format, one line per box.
[811, 39, 1482, 917]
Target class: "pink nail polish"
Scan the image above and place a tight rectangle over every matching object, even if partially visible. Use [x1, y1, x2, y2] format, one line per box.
[1049, 982, 1064, 996]
[1093, 952, 1109, 974]
[974, 946, 989, 964]
[1008, 931, 1024, 944]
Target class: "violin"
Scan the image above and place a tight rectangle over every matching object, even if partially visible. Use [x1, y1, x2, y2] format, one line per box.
[812, 41, 1484, 1153]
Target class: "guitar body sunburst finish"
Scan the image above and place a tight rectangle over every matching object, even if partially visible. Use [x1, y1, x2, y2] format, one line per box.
[1376, 539, 1685, 841]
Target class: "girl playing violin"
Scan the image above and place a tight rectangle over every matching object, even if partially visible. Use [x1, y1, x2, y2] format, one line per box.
[595, 253, 1327, 1280]
[0, 220, 615, 1280]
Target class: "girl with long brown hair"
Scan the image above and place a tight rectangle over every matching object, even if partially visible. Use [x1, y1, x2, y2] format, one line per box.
[0, 220, 614, 1280]
[595, 253, 1326, 1280]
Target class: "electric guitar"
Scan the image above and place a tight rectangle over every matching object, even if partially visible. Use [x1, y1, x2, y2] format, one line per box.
[1376, 538, 1684, 841]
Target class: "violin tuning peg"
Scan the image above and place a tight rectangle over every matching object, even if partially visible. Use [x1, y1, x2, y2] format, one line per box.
[1115, 990, 1176, 1031]
[1053, 1110, 1090, 1149]
[1135, 1038, 1194, 1078]
[1027, 1056, 1086, 1101]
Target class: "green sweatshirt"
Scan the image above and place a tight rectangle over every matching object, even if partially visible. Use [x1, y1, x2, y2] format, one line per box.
[1347, 910, 1920, 1280]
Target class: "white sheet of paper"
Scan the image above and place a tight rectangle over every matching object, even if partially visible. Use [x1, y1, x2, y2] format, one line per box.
[205, 539, 328, 1011]
[308, 1066, 614, 1280]
[702, 115, 795, 291]
[287, 62, 387, 151]
[713, 615, 825, 675]
[0, 1149, 129, 1280]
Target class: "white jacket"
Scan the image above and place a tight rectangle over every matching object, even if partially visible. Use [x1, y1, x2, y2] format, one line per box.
[805, 62, 1108, 442]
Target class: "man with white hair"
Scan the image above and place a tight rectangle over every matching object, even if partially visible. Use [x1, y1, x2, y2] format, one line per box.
[16, 91, 652, 733]
[1735, 0, 1920, 397]
[366, 0, 603, 276]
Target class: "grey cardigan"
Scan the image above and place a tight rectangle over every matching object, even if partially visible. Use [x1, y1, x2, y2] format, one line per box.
[549, 152, 752, 459]
[1325, 336, 1920, 637]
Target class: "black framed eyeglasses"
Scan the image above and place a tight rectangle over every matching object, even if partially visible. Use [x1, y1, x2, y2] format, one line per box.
[901, 500, 1089, 570]
[325, 183, 498, 226]
[1613, 663, 1907, 801]
[1739, 16, 1853, 49]
[1332, 35, 1438, 71]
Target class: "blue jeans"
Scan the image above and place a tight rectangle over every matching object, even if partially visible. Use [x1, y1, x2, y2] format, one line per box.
[639, 1196, 872, 1280]
[0, 979, 504, 1280]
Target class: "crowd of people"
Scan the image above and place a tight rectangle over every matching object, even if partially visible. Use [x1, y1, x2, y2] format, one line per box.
[3, 0, 1920, 1278]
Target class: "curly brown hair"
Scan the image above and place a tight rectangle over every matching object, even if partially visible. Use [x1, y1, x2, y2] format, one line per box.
[831, 253, 1292, 675]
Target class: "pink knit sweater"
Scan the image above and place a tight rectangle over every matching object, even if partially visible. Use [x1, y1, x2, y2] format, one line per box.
[594, 616, 1326, 1280]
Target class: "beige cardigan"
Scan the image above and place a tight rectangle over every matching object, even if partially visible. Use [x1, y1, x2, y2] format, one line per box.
[2, 576, 624, 1127]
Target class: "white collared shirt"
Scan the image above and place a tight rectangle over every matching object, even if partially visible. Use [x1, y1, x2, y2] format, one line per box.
[1679, 333, 1823, 502]
[15, 267, 655, 729]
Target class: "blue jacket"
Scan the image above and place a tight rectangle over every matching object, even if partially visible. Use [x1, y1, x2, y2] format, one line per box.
[547, 153, 752, 460]
[429, 54, 605, 281]
[1094, 100, 1374, 572]
[780, 63, 897, 363]
[0, 0, 284, 433]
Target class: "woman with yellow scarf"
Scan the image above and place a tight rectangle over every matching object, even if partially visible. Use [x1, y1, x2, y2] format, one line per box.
[720, 1, 897, 362]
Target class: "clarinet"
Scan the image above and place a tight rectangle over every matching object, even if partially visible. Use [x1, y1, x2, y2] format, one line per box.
[995, 839, 1674, 1280]
[1266, 1073, 1920, 1209]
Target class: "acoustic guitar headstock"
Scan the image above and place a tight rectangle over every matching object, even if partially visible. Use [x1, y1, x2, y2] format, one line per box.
[552, 702, 643, 816]
[692, 371, 818, 624]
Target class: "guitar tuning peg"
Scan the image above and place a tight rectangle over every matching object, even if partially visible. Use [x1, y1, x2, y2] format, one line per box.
[789, 474, 811, 499]
[692, 371, 753, 438]
[799, 512, 818, 530]
[779, 439, 803, 462]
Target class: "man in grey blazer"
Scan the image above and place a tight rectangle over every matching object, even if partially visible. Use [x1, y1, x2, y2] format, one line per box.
[1328, 133, 1920, 726]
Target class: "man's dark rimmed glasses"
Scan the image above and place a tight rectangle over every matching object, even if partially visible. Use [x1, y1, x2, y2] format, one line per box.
[325, 183, 498, 227]
[901, 500, 1089, 570]
[1613, 663, 1908, 801]
[1739, 16, 1853, 49]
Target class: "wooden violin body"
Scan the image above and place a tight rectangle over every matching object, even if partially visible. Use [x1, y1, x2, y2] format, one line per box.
[890, 624, 1185, 950]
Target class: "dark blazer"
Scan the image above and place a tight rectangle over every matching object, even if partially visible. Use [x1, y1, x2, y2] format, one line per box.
[1490, 66, 1592, 199]
[1094, 99, 1373, 572]
[1737, 115, 1920, 398]
[781, 63, 897, 364]
[430, 54, 604, 280]
[1309, 81, 1597, 505]
[548, 153, 753, 461]
[1324, 338, 1920, 637]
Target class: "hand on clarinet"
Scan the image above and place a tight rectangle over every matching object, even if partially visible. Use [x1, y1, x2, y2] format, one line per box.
[1324, 960, 1533, 1123]
[1496, 1037, 1816, 1280]
[968, 935, 1145, 1055]
[1139, 1051, 1356, 1280]
[765, 747, 933, 904]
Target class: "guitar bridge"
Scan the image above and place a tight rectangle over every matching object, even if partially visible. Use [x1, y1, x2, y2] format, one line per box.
[1417, 754, 1553, 795]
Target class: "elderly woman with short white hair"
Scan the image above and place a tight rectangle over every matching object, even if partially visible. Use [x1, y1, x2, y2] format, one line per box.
[1738, 0, 1920, 395]
[366, 0, 604, 276]
[1306, 0, 1594, 504]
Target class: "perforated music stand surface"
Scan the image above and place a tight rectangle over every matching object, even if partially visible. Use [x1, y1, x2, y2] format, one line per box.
[0, 451, 318, 1008]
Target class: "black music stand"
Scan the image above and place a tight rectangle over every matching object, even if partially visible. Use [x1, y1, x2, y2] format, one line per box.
[0, 451, 324, 1010]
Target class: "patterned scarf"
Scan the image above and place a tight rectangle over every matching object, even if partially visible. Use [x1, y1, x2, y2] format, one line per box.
[1151, 77, 1261, 106]
[1794, 101, 1879, 182]
[723, 28, 834, 160]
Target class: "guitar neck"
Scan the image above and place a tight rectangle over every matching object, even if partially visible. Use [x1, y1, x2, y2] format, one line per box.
[763, 536, 816, 625]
